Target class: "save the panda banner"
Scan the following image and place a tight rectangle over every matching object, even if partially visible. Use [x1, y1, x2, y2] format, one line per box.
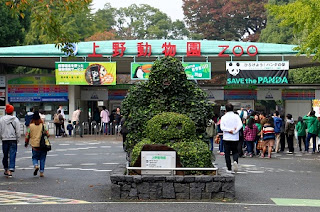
[131, 62, 211, 80]
[226, 61, 289, 85]
[55, 62, 116, 85]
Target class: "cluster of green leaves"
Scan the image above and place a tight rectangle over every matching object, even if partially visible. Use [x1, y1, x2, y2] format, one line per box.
[145, 112, 196, 144]
[267, 0, 320, 60]
[122, 57, 214, 151]
[259, 0, 297, 44]
[289, 67, 320, 84]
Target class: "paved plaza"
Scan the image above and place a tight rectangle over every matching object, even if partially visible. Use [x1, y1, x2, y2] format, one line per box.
[0, 135, 319, 211]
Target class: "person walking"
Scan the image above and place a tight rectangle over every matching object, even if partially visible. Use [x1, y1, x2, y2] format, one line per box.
[296, 116, 307, 152]
[285, 114, 295, 154]
[25, 111, 50, 177]
[100, 106, 110, 135]
[0, 104, 21, 177]
[220, 103, 243, 174]
[25, 107, 34, 128]
[72, 108, 83, 137]
[261, 117, 275, 158]
[303, 111, 319, 153]
[244, 118, 258, 157]
[206, 119, 216, 151]
[273, 111, 283, 153]
[114, 108, 122, 136]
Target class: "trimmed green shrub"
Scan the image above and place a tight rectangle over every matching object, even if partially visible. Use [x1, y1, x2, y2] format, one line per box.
[130, 138, 154, 166]
[145, 112, 196, 144]
[122, 57, 214, 151]
[130, 113, 213, 170]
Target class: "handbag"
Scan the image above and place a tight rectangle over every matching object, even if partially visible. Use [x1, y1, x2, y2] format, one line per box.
[40, 125, 51, 151]
[214, 135, 220, 144]
[257, 139, 264, 150]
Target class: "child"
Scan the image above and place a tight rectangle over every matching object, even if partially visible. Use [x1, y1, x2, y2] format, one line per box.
[67, 120, 73, 136]
[261, 117, 275, 158]
[244, 118, 258, 157]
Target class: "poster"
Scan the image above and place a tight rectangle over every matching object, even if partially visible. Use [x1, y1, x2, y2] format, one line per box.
[226, 61, 289, 85]
[55, 62, 116, 85]
[131, 62, 211, 80]
[312, 100, 320, 117]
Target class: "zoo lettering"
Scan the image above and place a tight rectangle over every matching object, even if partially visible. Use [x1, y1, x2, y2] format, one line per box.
[87, 42, 258, 57]
[227, 77, 288, 84]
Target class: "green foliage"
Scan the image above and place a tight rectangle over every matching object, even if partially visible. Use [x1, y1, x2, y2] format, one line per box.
[289, 67, 320, 84]
[183, 0, 268, 41]
[115, 4, 188, 39]
[130, 138, 213, 170]
[122, 57, 214, 151]
[267, 0, 320, 60]
[259, 0, 298, 44]
[145, 112, 196, 144]
[168, 140, 213, 168]
[0, 0, 27, 47]
[130, 138, 153, 166]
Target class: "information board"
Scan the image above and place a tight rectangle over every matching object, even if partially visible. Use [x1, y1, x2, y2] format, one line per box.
[141, 151, 176, 175]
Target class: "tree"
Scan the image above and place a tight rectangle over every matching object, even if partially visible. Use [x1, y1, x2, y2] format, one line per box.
[121, 57, 214, 151]
[92, 3, 116, 33]
[5, 0, 92, 50]
[183, 0, 268, 41]
[259, 0, 297, 44]
[115, 4, 188, 39]
[289, 67, 320, 84]
[267, 0, 320, 60]
[0, 0, 28, 46]
[85, 30, 117, 41]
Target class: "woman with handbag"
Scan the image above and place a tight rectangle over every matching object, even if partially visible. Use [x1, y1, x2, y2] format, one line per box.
[25, 111, 50, 177]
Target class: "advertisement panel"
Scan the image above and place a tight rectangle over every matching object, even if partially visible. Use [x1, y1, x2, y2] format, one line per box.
[226, 61, 289, 85]
[55, 62, 116, 85]
[257, 89, 282, 100]
[131, 62, 211, 80]
[8, 76, 68, 102]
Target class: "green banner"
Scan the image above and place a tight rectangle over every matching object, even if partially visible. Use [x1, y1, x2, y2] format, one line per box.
[55, 62, 116, 85]
[131, 62, 211, 80]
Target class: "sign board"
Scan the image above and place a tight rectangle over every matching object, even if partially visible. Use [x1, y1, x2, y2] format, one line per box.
[131, 62, 211, 80]
[55, 62, 116, 85]
[81, 90, 108, 101]
[203, 89, 224, 100]
[257, 89, 282, 100]
[141, 151, 176, 175]
[226, 61, 289, 85]
[313, 100, 320, 117]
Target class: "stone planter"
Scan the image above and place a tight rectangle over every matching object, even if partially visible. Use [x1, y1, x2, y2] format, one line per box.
[110, 165, 235, 200]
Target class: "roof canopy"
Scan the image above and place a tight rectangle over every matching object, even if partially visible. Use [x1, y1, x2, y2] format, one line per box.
[0, 40, 319, 73]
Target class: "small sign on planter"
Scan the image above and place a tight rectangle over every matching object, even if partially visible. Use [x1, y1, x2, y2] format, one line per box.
[141, 151, 176, 175]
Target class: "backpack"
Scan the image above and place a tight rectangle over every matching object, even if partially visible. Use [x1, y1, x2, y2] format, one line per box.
[53, 114, 60, 124]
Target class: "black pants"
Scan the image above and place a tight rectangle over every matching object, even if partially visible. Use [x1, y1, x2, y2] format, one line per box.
[223, 140, 239, 170]
[286, 134, 294, 152]
[55, 123, 61, 136]
[298, 136, 306, 151]
[280, 132, 286, 151]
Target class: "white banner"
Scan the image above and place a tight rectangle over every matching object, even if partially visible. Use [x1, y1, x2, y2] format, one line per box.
[257, 89, 282, 100]
[226, 61, 289, 71]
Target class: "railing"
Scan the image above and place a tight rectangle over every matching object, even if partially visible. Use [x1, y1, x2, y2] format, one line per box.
[126, 163, 218, 176]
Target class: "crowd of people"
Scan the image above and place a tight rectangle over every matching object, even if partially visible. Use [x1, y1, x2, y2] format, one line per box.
[208, 103, 320, 174]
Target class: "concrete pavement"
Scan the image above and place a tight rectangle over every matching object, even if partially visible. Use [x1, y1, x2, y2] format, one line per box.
[0, 135, 319, 211]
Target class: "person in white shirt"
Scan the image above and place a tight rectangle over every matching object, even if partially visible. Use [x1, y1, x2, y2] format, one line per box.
[220, 103, 243, 174]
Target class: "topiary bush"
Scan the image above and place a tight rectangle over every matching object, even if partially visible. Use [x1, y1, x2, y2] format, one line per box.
[145, 112, 196, 144]
[122, 57, 214, 152]
[130, 113, 213, 171]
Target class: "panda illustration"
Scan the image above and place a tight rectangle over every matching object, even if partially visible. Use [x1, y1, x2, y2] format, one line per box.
[227, 62, 241, 76]
[133, 66, 144, 79]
